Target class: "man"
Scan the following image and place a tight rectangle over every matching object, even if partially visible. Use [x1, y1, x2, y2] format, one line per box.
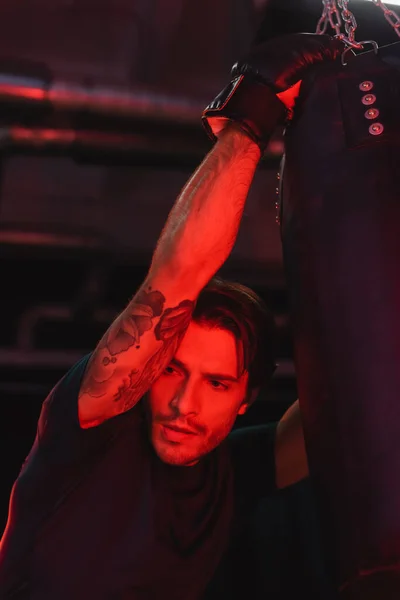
[0, 34, 343, 599]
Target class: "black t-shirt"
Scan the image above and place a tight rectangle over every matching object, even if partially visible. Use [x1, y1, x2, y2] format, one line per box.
[0, 355, 277, 600]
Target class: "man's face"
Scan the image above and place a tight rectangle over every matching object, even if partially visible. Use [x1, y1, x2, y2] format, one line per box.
[147, 321, 249, 466]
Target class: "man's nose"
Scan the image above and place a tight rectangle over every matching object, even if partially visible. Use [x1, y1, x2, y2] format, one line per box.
[169, 378, 199, 416]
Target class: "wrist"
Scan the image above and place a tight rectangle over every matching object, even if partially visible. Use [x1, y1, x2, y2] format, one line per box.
[217, 122, 262, 157]
[202, 76, 287, 151]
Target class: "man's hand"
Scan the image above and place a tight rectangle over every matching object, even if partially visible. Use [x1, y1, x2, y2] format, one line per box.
[203, 33, 344, 149]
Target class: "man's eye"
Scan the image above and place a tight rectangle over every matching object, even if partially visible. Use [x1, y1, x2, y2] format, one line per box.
[209, 380, 227, 390]
[164, 366, 177, 375]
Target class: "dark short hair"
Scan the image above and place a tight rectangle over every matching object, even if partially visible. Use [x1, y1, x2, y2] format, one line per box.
[192, 277, 277, 391]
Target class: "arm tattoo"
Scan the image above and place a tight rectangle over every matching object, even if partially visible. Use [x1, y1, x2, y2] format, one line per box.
[113, 300, 194, 411]
[104, 288, 166, 355]
[79, 288, 194, 412]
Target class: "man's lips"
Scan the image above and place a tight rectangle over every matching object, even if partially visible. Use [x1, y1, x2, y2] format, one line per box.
[161, 423, 197, 435]
[158, 421, 199, 444]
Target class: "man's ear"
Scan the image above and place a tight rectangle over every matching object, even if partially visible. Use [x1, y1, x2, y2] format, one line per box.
[237, 387, 259, 415]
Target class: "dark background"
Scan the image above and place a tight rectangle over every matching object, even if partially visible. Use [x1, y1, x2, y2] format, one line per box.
[0, 0, 398, 533]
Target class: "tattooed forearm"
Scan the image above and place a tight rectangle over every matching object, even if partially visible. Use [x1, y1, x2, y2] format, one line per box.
[105, 288, 166, 356]
[79, 288, 166, 399]
[112, 299, 194, 411]
[79, 290, 194, 416]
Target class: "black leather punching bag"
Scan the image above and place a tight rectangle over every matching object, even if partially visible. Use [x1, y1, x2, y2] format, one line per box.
[280, 41, 400, 598]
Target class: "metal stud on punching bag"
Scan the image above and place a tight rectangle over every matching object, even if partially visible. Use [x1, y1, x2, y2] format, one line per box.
[279, 31, 400, 600]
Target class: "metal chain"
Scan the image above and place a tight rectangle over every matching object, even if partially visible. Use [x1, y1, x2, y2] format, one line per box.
[317, 0, 400, 42]
[327, 0, 343, 37]
[338, 0, 360, 46]
[316, 0, 362, 47]
[316, 0, 329, 34]
[316, 1, 340, 36]
[370, 0, 400, 38]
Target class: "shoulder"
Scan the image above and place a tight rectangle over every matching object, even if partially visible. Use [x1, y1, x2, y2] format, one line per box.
[37, 354, 144, 463]
[38, 354, 92, 438]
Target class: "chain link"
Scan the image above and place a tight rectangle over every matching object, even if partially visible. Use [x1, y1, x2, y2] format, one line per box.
[316, 0, 362, 47]
[338, 0, 359, 46]
[317, 0, 400, 42]
[316, 1, 329, 34]
[370, 0, 400, 37]
[316, 1, 337, 35]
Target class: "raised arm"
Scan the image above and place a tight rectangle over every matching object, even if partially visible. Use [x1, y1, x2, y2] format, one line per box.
[79, 33, 343, 428]
[78, 125, 261, 428]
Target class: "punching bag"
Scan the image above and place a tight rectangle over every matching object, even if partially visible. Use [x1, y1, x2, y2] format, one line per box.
[280, 41, 400, 598]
